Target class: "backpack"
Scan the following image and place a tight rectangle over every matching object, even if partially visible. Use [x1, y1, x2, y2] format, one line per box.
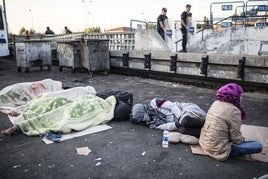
[96, 89, 133, 109]
[96, 89, 133, 121]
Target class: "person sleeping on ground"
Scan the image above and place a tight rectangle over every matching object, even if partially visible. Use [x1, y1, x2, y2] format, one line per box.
[0, 79, 63, 116]
[1, 94, 117, 136]
[130, 98, 206, 143]
[6, 85, 97, 116]
[1, 85, 132, 136]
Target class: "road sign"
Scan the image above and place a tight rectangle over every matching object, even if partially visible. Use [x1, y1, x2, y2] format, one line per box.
[246, 10, 258, 15]
[222, 5, 233, 11]
[137, 24, 142, 30]
[233, 16, 244, 21]
[221, 22, 232, 27]
[255, 22, 268, 27]
[258, 5, 268, 11]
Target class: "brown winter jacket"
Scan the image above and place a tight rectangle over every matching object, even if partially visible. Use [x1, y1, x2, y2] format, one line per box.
[199, 100, 245, 161]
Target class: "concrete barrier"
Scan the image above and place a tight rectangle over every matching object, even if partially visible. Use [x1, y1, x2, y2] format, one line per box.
[12, 32, 267, 90]
[110, 50, 268, 91]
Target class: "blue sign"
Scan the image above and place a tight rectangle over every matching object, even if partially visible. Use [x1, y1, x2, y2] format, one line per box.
[188, 26, 195, 33]
[222, 5, 233, 11]
[246, 10, 257, 15]
[255, 22, 268, 27]
[137, 24, 142, 30]
[221, 22, 232, 27]
[233, 16, 244, 21]
[0, 38, 7, 43]
[258, 5, 268, 11]
[166, 29, 172, 37]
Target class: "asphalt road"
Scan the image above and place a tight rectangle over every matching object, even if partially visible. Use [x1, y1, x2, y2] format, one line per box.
[0, 58, 267, 179]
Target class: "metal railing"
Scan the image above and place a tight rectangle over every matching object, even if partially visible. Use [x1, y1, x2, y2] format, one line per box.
[174, 13, 268, 52]
[130, 19, 148, 30]
[210, 1, 246, 28]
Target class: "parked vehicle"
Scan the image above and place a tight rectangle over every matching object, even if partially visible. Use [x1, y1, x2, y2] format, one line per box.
[0, 5, 9, 57]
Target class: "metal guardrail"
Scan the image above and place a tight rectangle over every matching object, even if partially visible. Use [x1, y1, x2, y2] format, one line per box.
[130, 19, 148, 30]
[174, 13, 268, 52]
[210, 1, 246, 28]
[245, 0, 268, 25]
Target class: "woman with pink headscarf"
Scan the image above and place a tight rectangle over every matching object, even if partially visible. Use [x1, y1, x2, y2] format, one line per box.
[199, 83, 262, 161]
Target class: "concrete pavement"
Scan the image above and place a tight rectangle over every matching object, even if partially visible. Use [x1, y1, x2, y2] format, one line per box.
[0, 58, 267, 179]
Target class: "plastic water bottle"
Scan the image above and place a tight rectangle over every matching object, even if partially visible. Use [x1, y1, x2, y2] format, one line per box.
[162, 130, 169, 148]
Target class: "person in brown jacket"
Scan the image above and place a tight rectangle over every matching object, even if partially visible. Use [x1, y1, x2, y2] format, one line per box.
[199, 83, 262, 161]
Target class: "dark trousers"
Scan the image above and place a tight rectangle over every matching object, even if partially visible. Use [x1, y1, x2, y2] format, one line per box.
[158, 30, 165, 40]
[175, 116, 205, 138]
[181, 28, 187, 52]
[178, 127, 201, 138]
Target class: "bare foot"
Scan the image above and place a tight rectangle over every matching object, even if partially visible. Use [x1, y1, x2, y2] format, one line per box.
[8, 111, 20, 117]
[1, 126, 18, 136]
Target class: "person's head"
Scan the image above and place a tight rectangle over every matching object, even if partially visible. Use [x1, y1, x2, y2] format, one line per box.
[186, 4, 191, 12]
[162, 7, 167, 15]
[47, 27, 50, 30]
[216, 83, 246, 120]
[64, 26, 68, 30]
[130, 103, 149, 124]
[217, 83, 243, 102]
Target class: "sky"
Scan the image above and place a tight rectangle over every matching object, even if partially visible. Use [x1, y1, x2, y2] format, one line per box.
[0, 0, 265, 34]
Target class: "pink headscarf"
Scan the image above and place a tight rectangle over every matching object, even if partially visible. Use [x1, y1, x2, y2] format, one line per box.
[216, 83, 246, 121]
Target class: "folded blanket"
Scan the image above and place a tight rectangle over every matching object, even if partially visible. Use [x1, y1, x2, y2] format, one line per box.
[14, 94, 116, 136]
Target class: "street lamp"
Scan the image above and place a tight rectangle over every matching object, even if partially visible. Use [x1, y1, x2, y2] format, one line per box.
[2, 0, 8, 36]
[29, 9, 33, 29]
[88, 12, 91, 27]
[82, 0, 92, 29]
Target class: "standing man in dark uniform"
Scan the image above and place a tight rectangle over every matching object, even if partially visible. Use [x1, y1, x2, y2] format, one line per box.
[45, 27, 55, 35]
[157, 7, 168, 40]
[181, 4, 192, 52]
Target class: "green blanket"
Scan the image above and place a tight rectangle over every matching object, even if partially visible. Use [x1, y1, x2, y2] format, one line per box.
[14, 94, 116, 136]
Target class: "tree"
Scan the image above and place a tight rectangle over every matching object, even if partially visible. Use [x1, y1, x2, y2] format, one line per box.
[196, 16, 209, 29]
[85, 26, 101, 33]
[148, 23, 156, 29]
[19, 27, 26, 35]
[203, 16, 209, 29]
[18, 27, 36, 35]
[29, 28, 36, 35]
